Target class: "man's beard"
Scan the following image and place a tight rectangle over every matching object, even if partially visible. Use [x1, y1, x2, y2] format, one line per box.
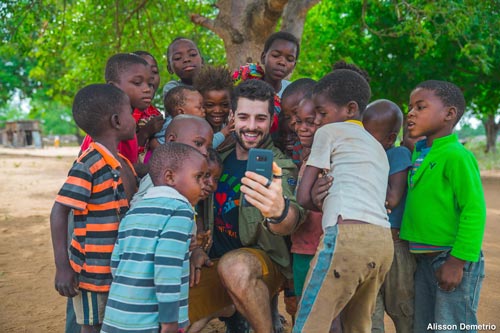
[233, 130, 270, 151]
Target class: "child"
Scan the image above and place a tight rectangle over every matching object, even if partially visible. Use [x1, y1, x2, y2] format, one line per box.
[291, 94, 322, 299]
[131, 50, 166, 163]
[130, 115, 214, 208]
[50, 84, 137, 332]
[292, 94, 342, 333]
[203, 148, 223, 199]
[232, 32, 300, 136]
[133, 50, 161, 95]
[400, 117, 425, 153]
[163, 37, 203, 96]
[101, 142, 209, 333]
[150, 85, 205, 151]
[278, 78, 316, 165]
[80, 53, 164, 167]
[400, 80, 486, 331]
[294, 69, 393, 332]
[196, 148, 224, 252]
[281, 79, 317, 132]
[165, 85, 205, 118]
[260, 31, 300, 97]
[362, 99, 416, 333]
[193, 65, 235, 149]
[275, 106, 298, 159]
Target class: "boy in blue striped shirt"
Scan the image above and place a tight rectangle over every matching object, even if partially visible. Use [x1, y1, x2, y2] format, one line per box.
[101, 142, 208, 333]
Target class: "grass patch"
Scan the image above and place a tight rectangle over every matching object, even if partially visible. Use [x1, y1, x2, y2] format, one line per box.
[464, 140, 499, 171]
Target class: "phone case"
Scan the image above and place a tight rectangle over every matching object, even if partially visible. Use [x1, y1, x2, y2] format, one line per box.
[242, 148, 274, 206]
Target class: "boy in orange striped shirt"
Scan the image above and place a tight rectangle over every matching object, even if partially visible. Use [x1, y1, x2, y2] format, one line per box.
[50, 84, 137, 332]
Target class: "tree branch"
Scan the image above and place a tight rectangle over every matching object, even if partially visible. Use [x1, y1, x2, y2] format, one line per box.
[190, 13, 243, 44]
[190, 13, 219, 35]
[281, 0, 320, 38]
[9, 1, 38, 42]
[361, 0, 400, 38]
[123, 0, 149, 25]
[267, 0, 289, 13]
[114, 0, 149, 49]
[144, 8, 159, 50]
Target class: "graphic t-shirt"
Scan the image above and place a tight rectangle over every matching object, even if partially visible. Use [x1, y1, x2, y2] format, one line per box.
[210, 151, 246, 258]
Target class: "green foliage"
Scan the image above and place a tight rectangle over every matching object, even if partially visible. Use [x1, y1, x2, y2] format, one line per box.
[298, 0, 500, 115]
[1, 0, 499, 138]
[0, 102, 27, 127]
[1, 0, 226, 133]
[0, 0, 51, 106]
[30, 99, 75, 135]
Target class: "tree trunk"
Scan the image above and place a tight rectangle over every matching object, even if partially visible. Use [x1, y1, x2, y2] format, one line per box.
[281, 0, 320, 44]
[483, 114, 499, 153]
[191, 0, 319, 71]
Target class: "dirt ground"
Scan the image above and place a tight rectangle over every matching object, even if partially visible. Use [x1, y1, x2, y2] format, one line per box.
[0, 148, 499, 332]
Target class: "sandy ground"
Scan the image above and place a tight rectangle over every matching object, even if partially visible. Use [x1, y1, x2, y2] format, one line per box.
[0, 147, 499, 332]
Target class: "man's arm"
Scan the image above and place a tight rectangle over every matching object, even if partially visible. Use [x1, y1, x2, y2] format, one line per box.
[50, 202, 78, 297]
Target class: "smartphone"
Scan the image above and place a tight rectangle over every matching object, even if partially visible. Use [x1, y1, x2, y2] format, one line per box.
[242, 148, 273, 207]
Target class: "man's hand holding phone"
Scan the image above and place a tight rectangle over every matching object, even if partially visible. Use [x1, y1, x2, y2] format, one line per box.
[241, 160, 285, 219]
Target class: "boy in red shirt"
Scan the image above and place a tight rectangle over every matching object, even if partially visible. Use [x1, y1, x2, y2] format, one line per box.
[80, 53, 164, 172]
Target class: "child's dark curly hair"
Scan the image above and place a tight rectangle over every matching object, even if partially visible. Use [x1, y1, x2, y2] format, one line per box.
[72, 84, 128, 137]
[415, 80, 466, 124]
[332, 60, 370, 83]
[314, 69, 371, 115]
[193, 65, 233, 95]
[163, 85, 198, 116]
[105, 53, 148, 83]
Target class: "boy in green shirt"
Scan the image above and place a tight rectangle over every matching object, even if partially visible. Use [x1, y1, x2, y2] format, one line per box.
[400, 80, 486, 332]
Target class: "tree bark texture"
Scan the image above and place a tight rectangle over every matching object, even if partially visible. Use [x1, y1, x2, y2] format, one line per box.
[191, 0, 319, 71]
[483, 114, 499, 153]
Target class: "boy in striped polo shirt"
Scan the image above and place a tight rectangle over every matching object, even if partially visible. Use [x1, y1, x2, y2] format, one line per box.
[101, 142, 208, 333]
[50, 84, 138, 332]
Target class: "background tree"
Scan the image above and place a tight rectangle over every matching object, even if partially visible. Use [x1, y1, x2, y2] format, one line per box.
[298, 0, 499, 151]
[1, 0, 498, 151]
[190, 0, 320, 70]
[1, 0, 226, 135]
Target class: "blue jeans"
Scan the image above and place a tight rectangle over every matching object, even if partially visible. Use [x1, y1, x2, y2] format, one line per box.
[413, 250, 485, 333]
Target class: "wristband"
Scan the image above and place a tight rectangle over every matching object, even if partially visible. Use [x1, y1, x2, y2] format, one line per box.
[264, 196, 290, 224]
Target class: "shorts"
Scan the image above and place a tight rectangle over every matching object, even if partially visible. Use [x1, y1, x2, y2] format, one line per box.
[294, 224, 393, 333]
[72, 289, 108, 326]
[189, 247, 284, 323]
[292, 253, 315, 297]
